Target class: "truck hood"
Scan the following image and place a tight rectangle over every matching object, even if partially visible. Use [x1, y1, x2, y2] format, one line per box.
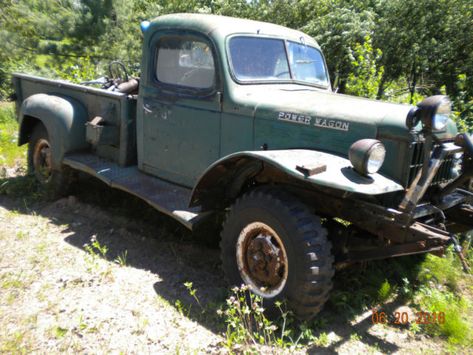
[229, 84, 457, 183]
[233, 84, 414, 143]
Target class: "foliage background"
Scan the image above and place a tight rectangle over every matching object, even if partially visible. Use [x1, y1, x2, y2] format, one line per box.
[0, 0, 472, 129]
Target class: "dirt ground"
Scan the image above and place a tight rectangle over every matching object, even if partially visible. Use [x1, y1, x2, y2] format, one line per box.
[0, 178, 456, 353]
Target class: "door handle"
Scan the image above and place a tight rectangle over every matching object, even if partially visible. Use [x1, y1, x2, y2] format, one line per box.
[143, 104, 152, 114]
[143, 103, 160, 114]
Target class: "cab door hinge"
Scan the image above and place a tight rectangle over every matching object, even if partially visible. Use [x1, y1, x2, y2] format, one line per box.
[216, 91, 223, 111]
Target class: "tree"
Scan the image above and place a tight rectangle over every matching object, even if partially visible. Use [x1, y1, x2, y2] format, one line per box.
[374, 0, 473, 103]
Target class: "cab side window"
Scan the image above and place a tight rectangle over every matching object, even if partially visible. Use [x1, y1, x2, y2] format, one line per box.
[155, 36, 215, 89]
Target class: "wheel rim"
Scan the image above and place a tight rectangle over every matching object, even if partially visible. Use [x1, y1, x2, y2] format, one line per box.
[33, 138, 52, 184]
[236, 222, 288, 297]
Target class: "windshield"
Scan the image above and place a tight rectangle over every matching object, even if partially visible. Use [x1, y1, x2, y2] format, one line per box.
[228, 36, 329, 87]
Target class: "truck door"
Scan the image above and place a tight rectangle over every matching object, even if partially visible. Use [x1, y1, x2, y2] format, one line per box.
[139, 32, 221, 188]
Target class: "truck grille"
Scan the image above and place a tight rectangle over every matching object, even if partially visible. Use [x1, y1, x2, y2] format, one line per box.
[407, 142, 455, 186]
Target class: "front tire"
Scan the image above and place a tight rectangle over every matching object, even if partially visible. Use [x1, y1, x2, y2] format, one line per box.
[220, 187, 334, 320]
[27, 124, 72, 199]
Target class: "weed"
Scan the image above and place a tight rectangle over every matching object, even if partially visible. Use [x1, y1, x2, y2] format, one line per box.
[184, 281, 203, 311]
[218, 285, 277, 348]
[1, 275, 25, 290]
[400, 277, 413, 298]
[77, 315, 88, 332]
[52, 326, 68, 339]
[84, 235, 107, 259]
[83, 235, 110, 274]
[377, 279, 392, 303]
[313, 332, 330, 347]
[0, 331, 29, 353]
[418, 250, 462, 291]
[409, 322, 421, 334]
[175, 299, 189, 317]
[15, 230, 28, 240]
[217, 285, 324, 351]
[414, 286, 472, 345]
[350, 332, 362, 342]
[36, 241, 48, 254]
[0, 175, 43, 201]
[114, 250, 128, 267]
[86, 235, 108, 258]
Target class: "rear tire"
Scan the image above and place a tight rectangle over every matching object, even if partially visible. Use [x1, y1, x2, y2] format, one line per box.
[27, 124, 72, 199]
[220, 187, 334, 320]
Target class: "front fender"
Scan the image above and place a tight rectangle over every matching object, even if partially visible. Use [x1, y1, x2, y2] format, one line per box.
[190, 149, 403, 208]
[19, 93, 88, 168]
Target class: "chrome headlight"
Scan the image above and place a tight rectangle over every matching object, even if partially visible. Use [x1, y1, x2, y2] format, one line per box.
[406, 95, 452, 131]
[349, 139, 386, 175]
[432, 98, 451, 131]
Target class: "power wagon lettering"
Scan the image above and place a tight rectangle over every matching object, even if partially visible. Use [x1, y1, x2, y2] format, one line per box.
[278, 111, 350, 131]
[314, 118, 350, 131]
[278, 112, 312, 125]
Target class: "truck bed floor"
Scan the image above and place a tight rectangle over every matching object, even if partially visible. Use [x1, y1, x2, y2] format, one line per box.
[63, 153, 208, 230]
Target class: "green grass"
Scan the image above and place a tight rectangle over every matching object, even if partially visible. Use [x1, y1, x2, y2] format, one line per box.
[0, 102, 25, 169]
[415, 286, 471, 345]
[0, 102, 44, 201]
[412, 249, 473, 346]
[330, 248, 473, 348]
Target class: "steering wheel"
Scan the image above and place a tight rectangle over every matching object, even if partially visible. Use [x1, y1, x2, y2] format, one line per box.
[275, 70, 290, 78]
[108, 61, 129, 83]
[177, 68, 202, 86]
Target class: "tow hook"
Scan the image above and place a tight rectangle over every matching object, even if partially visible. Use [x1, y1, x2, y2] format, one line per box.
[450, 234, 471, 273]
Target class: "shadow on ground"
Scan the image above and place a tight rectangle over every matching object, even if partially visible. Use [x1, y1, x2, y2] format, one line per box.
[0, 173, 424, 351]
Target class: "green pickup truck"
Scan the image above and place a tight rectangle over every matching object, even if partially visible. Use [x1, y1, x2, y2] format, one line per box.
[12, 13, 473, 319]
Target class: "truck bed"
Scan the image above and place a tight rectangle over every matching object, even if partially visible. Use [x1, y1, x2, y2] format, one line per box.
[13, 73, 138, 166]
[63, 153, 210, 229]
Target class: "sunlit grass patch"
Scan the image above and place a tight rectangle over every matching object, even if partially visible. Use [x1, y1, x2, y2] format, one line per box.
[415, 286, 471, 345]
[418, 250, 463, 290]
[328, 246, 472, 349]
[412, 249, 473, 346]
[0, 102, 26, 169]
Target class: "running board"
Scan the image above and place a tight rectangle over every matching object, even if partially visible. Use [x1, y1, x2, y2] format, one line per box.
[63, 153, 210, 230]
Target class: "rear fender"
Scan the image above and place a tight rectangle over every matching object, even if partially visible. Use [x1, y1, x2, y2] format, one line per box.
[190, 149, 403, 209]
[19, 93, 88, 168]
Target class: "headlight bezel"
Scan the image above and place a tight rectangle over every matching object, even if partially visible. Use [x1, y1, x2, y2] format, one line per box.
[349, 139, 386, 176]
[406, 95, 452, 132]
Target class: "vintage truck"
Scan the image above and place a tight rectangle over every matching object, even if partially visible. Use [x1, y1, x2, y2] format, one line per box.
[12, 13, 472, 319]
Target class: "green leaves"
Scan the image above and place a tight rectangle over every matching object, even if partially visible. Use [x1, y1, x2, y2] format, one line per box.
[1, 0, 472, 129]
[345, 35, 384, 98]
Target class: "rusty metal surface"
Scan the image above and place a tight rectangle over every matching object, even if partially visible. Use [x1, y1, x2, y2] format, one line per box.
[400, 141, 463, 214]
[338, 243, 445, 265]
[236, 221, 288, 297]
[446, 204, 473, 227]
[63, 153, 208, 229]
[301, 187, 452, 244]
[13, 73, 126, 98]
[192, 150, 404, 207]
[295, 162, 327, 176]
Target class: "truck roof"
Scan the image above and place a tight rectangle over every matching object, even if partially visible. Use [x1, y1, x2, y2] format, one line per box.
[149, 13, 320, 48]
